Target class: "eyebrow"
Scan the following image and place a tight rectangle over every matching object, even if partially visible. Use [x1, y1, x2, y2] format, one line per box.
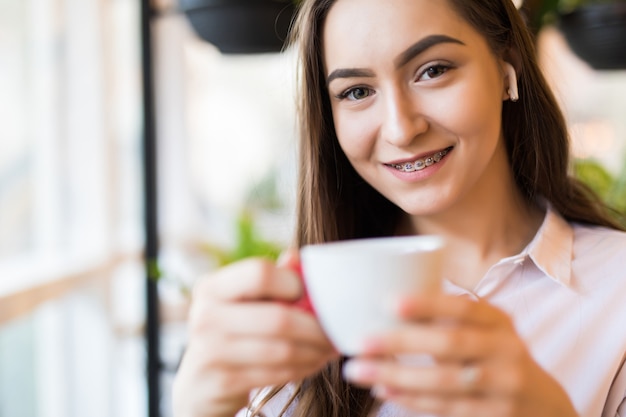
[326, 68, 375, 86]
[326, 34, 465, 86]
[394, 34, 465, 68]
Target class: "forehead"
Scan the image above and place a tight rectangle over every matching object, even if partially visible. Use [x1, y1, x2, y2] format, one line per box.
[323, 0, 482, 69]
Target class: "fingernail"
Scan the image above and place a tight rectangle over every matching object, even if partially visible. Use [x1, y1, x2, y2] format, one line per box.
[277, 248, 299, 267]
[276, 251, 288, 265]
[342, 361, 360, 380]
[371, 385, 397, 399]
[342, 361, 376, 381]
[371, 384, 388, 398]
[394, 297, 416, 318]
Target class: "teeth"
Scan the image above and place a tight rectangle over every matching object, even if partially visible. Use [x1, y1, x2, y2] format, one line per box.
[391, 148, 450, 172]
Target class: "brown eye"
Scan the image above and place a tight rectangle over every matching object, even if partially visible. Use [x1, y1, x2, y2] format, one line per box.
[419, 64, 450, 81]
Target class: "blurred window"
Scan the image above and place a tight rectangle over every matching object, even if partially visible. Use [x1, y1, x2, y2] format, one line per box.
[0, 0, 144, 416]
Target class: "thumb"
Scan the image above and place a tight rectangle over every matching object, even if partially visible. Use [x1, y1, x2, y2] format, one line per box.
[277, 248, 315, 316]
[277, 247, 301, 271]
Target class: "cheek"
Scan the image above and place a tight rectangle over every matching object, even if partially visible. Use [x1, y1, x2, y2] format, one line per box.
[430, 79, 502, 140]
[333, 111, 379, 162]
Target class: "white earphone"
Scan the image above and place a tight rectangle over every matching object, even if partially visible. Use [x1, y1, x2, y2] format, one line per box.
[505, 62, 519, 102]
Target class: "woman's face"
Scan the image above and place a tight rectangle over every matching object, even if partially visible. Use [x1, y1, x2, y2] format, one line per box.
[323, 0, 511, 217]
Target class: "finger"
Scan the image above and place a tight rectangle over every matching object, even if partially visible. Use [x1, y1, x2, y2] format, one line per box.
[178, 338, 334, 396]
[190, 334, 335, 369]
[192, 258, 302, 303]
[344, 358, 486, 394]
[191, 302, 332, 348]
[360, 323, 504, 360]
[277, 248, 316, 315]
[193, 363, 327, 401]
[176, 344, 324, 415]
[373, 389, 516, 417]
[395, 294, 512, 328]
[344, 356, 528, 397]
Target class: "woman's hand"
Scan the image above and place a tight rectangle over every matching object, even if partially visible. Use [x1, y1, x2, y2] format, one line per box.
[172, 252, 337, 417]
[342, 293, 578, 417]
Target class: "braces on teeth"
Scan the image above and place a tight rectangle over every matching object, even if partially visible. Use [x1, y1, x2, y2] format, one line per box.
[392, 148, 450, 172]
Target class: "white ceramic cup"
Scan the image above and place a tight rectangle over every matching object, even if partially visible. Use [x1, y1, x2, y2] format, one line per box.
[300, 235, 445, 355]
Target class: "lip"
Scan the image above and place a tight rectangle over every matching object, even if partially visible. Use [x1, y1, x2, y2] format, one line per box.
[384, 146, 453, 166]
[383, 146, 453, 181]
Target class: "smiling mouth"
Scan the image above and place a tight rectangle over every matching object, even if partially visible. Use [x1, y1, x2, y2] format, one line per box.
[387, 147, 453, 173]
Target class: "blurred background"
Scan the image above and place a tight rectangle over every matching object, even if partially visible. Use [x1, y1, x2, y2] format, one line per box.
[0, 0, 624, 416]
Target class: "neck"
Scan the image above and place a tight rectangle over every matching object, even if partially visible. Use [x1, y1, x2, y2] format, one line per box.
[400, 150, 544, 290]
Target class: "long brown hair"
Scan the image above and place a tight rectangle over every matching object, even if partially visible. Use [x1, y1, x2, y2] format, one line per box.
[253, 0, 623, 415]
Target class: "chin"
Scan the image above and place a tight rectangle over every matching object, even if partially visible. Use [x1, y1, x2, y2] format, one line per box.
[397, 201, 447, 217]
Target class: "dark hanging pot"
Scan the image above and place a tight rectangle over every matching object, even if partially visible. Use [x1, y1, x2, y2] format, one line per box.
[179, 0, 297, 54]
[558, 3, 626, 70]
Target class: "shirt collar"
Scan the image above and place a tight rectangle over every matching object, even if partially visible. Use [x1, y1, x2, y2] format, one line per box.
[524, 205, 574, 287]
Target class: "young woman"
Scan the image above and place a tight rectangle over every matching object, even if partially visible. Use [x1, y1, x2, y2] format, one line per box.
[172, 0, 626, 416]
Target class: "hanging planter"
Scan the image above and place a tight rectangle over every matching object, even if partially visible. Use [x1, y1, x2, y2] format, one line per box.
[179, 0, 297, 54]
[558, 3, 626, 70]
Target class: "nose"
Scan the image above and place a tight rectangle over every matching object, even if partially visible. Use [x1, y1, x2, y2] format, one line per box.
[380, 89, 428, 146]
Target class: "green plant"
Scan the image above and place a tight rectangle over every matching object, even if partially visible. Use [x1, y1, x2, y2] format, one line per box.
[200, 211, 283, 267]
[200, 169, 287, 266]
[574, 158, 626, 226]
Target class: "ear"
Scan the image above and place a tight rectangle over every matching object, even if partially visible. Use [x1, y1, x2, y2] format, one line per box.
[501, 47, 522, 102]
[503, 62, 519, 102]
